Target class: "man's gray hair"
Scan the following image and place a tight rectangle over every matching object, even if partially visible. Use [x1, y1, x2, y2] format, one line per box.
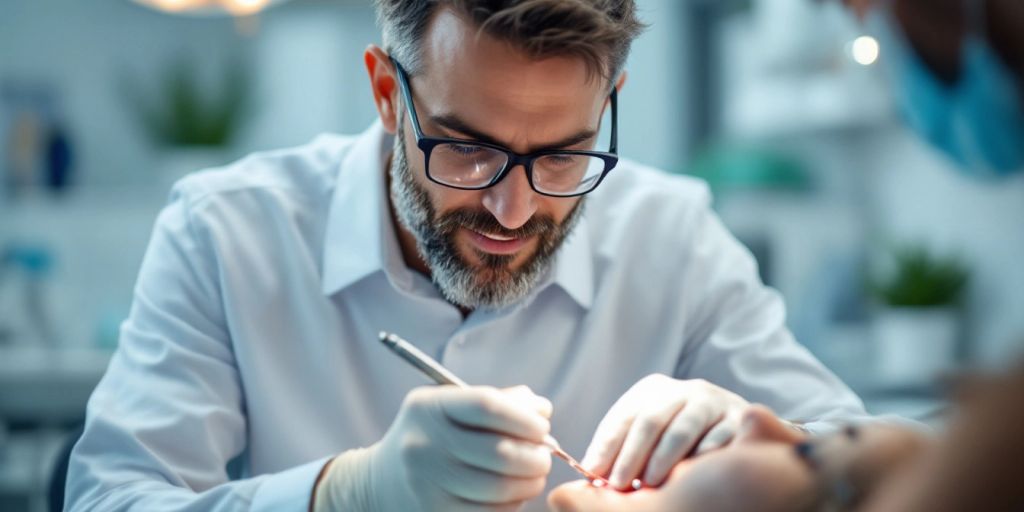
[374, 0, 645, 83]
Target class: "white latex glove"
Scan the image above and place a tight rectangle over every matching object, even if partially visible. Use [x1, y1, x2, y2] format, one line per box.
[580, 374, 752, 490]
[314, 385, 553, 512]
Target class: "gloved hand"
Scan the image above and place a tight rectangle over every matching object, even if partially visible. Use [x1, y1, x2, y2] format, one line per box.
[581, 374, 752, 490]
[314, 385, 554, 512]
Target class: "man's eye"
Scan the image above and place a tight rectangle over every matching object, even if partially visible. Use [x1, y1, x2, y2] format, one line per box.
[547, 155, 577, 165]
[448, 144, 482, 156]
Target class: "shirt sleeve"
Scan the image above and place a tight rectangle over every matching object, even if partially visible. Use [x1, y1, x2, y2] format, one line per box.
[65, 184, 329, 512]
[672, 189, 870, 432]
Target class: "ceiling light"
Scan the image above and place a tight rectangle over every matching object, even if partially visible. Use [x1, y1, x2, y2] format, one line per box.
[850, 35, 880, 66]
[132, 0, 289, 17]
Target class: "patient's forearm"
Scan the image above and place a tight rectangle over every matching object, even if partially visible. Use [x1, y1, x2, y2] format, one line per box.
[859, 367, 1024, 512]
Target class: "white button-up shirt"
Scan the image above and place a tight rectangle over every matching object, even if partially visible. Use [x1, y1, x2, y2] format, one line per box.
[67, 121, 867, 512]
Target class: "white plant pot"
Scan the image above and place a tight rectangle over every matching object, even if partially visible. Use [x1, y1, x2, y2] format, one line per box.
[873, 307, 959, 385]
[157, 146, 232, 190]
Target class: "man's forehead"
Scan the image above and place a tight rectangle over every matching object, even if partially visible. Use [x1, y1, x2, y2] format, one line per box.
[419, 8, 607, 100]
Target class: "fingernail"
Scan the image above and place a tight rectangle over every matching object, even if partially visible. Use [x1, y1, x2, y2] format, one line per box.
[641, 466, 658, 487]
[609, 473, 626, 490]
[638, 468, 655, 485]
[538, 397, 553, 412]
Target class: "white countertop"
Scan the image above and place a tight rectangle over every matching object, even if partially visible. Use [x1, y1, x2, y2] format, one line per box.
[0, 346, 113, 423]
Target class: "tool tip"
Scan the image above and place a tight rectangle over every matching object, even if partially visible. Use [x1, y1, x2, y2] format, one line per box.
[544, 435, 562, 451]
[380, 332, 404, 346]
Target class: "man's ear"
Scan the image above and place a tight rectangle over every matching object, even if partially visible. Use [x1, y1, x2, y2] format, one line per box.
[603, 71, 628, 111]
[364, 44, 400, 134]
[615, 71, 628, 93]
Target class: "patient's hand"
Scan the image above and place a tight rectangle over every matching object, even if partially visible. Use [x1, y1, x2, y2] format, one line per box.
[549, 405, 817, 512]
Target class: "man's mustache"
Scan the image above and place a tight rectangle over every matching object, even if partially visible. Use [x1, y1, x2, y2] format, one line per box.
[434, 208, 558, 239]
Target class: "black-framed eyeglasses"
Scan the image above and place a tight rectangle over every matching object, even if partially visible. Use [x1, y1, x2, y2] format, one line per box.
[390, 56, 619, 198]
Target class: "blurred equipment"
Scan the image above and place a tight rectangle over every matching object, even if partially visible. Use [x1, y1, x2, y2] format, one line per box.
[0, 243, 58, 348]
[1, 81, 75, 200]
[44, 123, 73, 194]
[132, 0, 291, 17]
[867, 0, 1024, 176]
[688, 145, 812, 196]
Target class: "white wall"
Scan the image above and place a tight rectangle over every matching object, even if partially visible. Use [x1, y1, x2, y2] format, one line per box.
[618, 0, 691, 172]
[240, 2, 381, 153]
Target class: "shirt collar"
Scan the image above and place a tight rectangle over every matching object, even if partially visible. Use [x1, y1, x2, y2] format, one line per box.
[550, 212, 594, 309]
[321, 121, 393, 295]
[321, 121, 594, 310]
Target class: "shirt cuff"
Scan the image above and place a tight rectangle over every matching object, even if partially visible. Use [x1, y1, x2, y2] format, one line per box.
[250, 456, 333, 512]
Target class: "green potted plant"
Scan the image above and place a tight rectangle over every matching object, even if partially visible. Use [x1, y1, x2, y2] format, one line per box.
[123, 56, 252, 186]
[869, 244, 969, 384]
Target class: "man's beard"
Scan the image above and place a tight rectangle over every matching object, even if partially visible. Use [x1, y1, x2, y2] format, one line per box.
[388, 120, 584, 310]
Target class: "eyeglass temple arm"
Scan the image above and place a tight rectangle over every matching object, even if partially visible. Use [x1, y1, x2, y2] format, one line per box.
[389, 56, 427, 140]
[609, 86, 618, 154]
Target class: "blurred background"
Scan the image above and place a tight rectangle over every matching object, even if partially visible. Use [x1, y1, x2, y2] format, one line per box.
[2, 0, 1023, 510]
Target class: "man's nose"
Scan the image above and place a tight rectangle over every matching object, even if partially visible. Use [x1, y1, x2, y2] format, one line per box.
[481, 164, 538, 230]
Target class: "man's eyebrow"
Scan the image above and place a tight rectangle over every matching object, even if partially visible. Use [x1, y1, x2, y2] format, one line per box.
[429, 114, 598, 153]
